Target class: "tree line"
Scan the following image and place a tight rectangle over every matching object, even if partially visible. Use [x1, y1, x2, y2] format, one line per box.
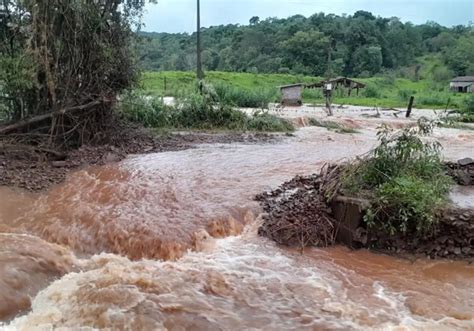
[137, 11, 474, 78]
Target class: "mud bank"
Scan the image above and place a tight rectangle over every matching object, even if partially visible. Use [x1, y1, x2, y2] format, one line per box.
[256, 171, 474, 261]
[0, 127, 276, 192]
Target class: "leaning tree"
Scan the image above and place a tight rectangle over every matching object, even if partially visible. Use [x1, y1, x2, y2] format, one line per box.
[0, 0, 153, 148]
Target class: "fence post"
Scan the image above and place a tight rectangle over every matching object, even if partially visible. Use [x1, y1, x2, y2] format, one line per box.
[406, 96, 415, 118]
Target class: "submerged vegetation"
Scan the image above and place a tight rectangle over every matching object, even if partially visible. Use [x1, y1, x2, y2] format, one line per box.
[307, 118, 359, 134]
[121, 89, 294, 132]
[340, 120, 452, 235]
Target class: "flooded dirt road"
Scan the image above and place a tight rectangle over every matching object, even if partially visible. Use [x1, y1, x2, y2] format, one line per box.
[1, 123, 473, 330]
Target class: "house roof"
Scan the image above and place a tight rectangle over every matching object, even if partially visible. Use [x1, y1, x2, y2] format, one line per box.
[451, 76, 474, 82]
[451, 81, 474, 87]
[305, 77, 366, 89]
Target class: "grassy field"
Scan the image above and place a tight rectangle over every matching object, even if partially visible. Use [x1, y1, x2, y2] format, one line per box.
[141, 71, 469, 110]
[142, 71, 318, 93]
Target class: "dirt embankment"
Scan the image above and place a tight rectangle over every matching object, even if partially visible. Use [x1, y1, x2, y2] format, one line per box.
[0, 125, 277, 192]
[256, 167, 474, 261]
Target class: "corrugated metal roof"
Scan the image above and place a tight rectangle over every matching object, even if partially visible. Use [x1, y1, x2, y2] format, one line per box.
[451, 82, 474, 87]
[451, 76, 474, 82]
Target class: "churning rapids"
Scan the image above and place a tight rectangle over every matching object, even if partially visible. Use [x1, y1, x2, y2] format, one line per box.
[1, 123, 473, 330]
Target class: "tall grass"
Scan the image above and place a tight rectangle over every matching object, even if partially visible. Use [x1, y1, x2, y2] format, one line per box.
[121, 91, 294, 132]
[213, 82, 277, 108]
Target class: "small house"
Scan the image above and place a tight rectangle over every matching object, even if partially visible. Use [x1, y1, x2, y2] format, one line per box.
[450, 76, 474, 93]
[279, 84, 303, 106]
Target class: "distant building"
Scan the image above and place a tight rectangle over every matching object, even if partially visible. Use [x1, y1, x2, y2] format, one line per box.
[306, 77, 366, 96]
[450, 76, 474, 93]
[279, 84, 303, 106]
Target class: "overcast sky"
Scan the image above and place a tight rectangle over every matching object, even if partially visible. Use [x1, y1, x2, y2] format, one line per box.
[143, 0, 473, 33]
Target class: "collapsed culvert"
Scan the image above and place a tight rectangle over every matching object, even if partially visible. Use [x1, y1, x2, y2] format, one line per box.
[256, 161, 474, 260]
[257, 122, 474, 260]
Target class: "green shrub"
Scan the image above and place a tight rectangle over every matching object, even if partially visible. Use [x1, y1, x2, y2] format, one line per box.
[397, 88, 415, 101]
[431, 65, 453, 82]
[121, 92, 174, 127]
[363, 84, 381, 98]
[121, 90, 294, 132]
[173, 92, 248, 130]
[342, 119, 452, 235]
[303, 88, 323, 100]
[379, 73, 396, 86]
[368, 174, 449, 235]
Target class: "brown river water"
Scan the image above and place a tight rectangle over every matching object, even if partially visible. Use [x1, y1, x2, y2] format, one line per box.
[0, 125, 473, 330]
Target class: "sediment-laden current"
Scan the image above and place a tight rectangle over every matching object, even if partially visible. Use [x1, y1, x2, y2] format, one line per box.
[1, 125, 473, 330]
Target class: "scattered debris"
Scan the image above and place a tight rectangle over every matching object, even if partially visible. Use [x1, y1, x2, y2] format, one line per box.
[256, 167, 342, 249]
[446, 158, 474, 186]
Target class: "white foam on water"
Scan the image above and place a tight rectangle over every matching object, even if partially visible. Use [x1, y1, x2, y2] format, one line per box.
[4, 231, 473, 331]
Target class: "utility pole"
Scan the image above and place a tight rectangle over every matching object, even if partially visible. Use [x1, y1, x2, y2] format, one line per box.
[324, 39, 334, 116]
[196, 0, 204, 81]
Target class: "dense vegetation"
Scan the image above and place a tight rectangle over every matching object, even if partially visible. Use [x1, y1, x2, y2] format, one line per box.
[137, 11, 473, 79]
[340, 120, 452, 235]
[121, 89, 294, 132]
[0, 0, 154, 146]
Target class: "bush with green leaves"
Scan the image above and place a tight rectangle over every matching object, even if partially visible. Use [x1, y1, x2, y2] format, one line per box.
[363, 84, 381, 98]
[397, 88, 416, 101]
[173, 92, 249, 130]
[342, 119, 452, 235]
[121, 89, 294, 132]
[121, 92, 174, 128]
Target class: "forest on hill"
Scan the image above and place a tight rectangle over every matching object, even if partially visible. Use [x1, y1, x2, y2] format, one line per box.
[137, 11, 473, 79]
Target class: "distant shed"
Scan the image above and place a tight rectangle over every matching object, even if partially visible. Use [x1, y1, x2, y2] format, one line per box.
[450, 76, 474, 93]
[279, 84, 303, 106]
[306, 77, 366, 96]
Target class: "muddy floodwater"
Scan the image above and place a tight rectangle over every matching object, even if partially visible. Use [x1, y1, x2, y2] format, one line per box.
[1, 120, 473, 330]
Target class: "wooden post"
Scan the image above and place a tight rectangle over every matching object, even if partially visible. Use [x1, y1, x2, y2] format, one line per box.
[406, 96, 415, 118]
[164, 77, 167, 93]
[325, 89, 333, 116]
